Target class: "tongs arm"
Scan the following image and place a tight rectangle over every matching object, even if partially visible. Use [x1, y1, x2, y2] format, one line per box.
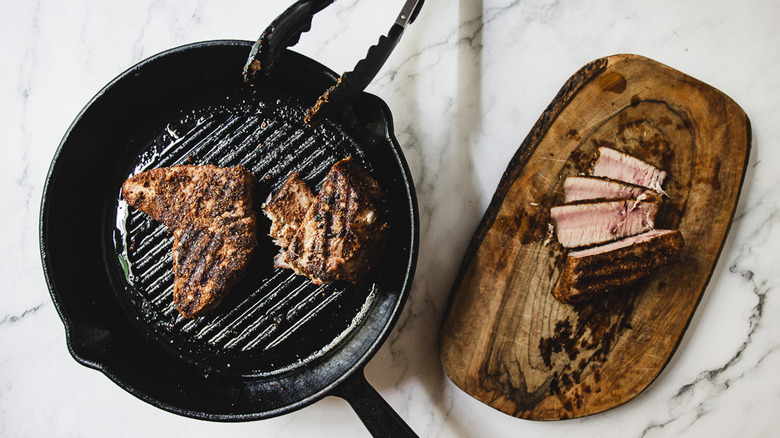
[244, 0, 425, 123]
[243, 0, 336, 83]
[305, 0, 424, 123]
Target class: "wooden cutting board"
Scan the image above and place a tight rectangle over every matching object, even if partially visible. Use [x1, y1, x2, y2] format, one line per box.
[439, 54, 750, 420]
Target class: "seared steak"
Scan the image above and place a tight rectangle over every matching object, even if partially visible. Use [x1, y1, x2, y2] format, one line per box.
[122, 165, 257, 318]
[262, 172, 316, 249]
[266, 157, 390, 285]
[550, 197, 660, 248]
[592, 147, 667, 191]
[552, 229, 684, 303]
[564, 176, 654, 203]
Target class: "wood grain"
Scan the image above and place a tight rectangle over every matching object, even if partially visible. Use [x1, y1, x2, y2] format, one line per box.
[439, 54, 750, 420]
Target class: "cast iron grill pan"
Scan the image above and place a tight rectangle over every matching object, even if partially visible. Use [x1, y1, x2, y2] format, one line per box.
[41, 40, 418, 429]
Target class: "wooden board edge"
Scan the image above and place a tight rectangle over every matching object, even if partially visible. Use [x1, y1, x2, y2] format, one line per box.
[439, 53, 753, 420]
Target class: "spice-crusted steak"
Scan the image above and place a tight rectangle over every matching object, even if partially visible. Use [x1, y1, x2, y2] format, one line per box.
[263, 157, 390, 285]
[121, 165, 257, 318]
[262, 172, 316, 250]
[552, 229, 684, 304]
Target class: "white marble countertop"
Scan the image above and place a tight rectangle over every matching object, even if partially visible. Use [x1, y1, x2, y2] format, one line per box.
[2, 0, 779, 436]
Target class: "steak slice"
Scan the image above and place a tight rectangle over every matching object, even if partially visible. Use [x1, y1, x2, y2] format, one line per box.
[122, 165, 257, 318]
[552, 229, 684, 304]
[550, 197, 660, 248]
[283, 157, 390, 284]
[591, 147, 667, 192]
[563, 176, 654, 203]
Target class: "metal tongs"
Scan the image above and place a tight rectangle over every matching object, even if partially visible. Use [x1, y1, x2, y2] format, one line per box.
[243, 0, 425, 123]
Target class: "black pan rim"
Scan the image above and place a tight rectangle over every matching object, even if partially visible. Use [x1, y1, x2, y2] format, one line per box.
[39, 39, 419, 421]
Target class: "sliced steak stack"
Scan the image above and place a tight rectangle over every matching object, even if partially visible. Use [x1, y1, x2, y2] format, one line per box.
[550, 147, 684, 304]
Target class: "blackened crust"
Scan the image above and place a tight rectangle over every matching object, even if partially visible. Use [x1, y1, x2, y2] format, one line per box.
[552, 230, 684, 304]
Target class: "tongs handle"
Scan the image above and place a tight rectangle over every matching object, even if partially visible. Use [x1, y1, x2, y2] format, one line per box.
[397, 0, 425, 27]
[243, 0, 335, 83]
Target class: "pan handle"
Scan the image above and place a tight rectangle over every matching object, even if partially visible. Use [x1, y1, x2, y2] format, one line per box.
[330, 369, 419, 438]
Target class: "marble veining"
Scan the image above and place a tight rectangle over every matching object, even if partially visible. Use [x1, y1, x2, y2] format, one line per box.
[0, 305, 43, 326]
[2, 0, 780, 437]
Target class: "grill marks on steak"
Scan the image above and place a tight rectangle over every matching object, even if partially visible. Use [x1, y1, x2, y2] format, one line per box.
[122, 165, 257, 318]
[552, 230, 684, 304]
[263, 157, 390, 285]
[289, 157, 390, 284]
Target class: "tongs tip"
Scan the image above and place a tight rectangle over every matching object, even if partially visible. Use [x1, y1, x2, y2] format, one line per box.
[246, 0, 423, 121]
[242, 59, 262, 85]
[304, 74, 345, 124]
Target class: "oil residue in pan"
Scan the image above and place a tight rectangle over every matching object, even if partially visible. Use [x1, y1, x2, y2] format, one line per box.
[111, 85, 379, 377]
